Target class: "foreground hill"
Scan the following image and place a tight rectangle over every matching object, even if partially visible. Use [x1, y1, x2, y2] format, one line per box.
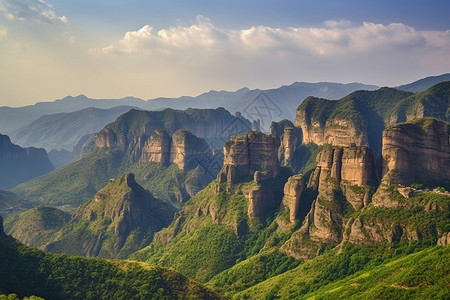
[0, 216, 223, 300]
[0, 134, 54, 189]
[234, 245, 450, 299]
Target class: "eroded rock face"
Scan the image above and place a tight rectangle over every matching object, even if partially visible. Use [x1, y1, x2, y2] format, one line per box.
[295, 101, 368, 147]
[282, 175, 304, 223]
[218, 131, 280, 184]
[170, 130, 209, 171]
[141, 129, 171, 165]
[381, 118, 450, 186]
[280, 127, 297, 166]
[140, 129, 210, 171]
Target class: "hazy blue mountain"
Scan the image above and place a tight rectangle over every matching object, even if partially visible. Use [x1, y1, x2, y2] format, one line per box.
[0, 95, 145, 135]
[396, 73, 450, 92]
[10, 106, 137, 152]
[0, 82, 378, 136]
[0, 134, 54, 189]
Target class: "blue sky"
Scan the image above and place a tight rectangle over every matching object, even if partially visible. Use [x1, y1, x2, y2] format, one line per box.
[1, 0, 449, 106]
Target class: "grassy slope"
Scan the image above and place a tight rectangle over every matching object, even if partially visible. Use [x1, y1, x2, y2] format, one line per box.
[235, 245, 450, 300]
[4, 207, 70, 248]
[0, 232, 223, 300]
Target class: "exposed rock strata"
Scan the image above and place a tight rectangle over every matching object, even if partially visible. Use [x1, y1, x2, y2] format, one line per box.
[218, 131, 280, 185]
[381, 118, 450, 186]
[282, 175, 304, 223]
[140, 129, 210, 171]
[295, 98, 367, 147]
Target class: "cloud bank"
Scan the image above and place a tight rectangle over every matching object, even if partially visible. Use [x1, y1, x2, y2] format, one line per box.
[91, 16, 450, 59]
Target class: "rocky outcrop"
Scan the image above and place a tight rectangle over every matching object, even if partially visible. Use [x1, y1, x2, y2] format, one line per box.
[141, 129, 210, 171]
[141, 129, 171, 164]
[381, 118, 450, 186]
[0, 215, 3, 234]
[437, 232, 450, 246]
[45, 173, 176, 258]
[295, 97, 368, 148]
[0, 134, 54, 188]
[282, 175, 304, 223]
[218, 132, 280, 185]
[281, 145, 375, 259]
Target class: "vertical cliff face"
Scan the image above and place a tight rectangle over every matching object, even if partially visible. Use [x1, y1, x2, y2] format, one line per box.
[381, 118, 450, 186]
[170, 130, 210, 171]
[281, 174, 304, 223]
[140, 129, 210, 171]
[0, 134, 54, 188]
[280, 127, 298, 166]
[141, 129, 171, 165]
[218, 131, 280, 185]
[295, 97, 368, 148]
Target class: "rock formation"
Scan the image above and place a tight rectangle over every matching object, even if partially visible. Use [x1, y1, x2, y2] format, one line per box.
[381, 118, 450, 186]
[0, 215, 3, 234]
[281, 145, 375, 259]
[94, 108, 252, 158]
[141, 129, 171, 164]
[218, 131, 280, 185]
[281, 174, 304, 223]
[141, 129, 209, 171]
[0, 134, 54, 188]
[295, 97, 368, 148]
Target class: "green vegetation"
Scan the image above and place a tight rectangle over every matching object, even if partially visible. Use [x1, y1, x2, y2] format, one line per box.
[44, 173, 175, 259]
[235, 244, 450, 299]
[0, 190, 31, 218]
[4, 207, 70, 248]
[0, 233, 222, 299]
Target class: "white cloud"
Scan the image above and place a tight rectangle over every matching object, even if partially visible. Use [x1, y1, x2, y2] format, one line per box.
[0, 26, 7, 39]
[0, 0, 68, 25]
[92, 17, 449, 59]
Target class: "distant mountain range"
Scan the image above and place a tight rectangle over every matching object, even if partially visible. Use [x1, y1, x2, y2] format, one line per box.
[3, 74, 449, 156]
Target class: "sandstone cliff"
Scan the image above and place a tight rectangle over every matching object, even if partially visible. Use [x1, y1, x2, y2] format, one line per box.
[295, 84, 449, 154]
[380, 118, 450, 187]
[45, 173, 176, 258]
[218, 131, 280, 185]
[281, 174, 304, 223]
[295, 97, 368, 148]
[141, 129, 210, 171]
[0, 134, 54, 188]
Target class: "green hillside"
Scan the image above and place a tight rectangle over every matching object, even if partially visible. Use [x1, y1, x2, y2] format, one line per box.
[0, 230, 222, 299]
[45, 173, 176, 259]
[235, 244, 450, 299]
[5, 207, 70, 249]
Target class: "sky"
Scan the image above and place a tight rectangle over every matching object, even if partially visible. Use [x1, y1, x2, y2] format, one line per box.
[0, 0, 450, 107]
